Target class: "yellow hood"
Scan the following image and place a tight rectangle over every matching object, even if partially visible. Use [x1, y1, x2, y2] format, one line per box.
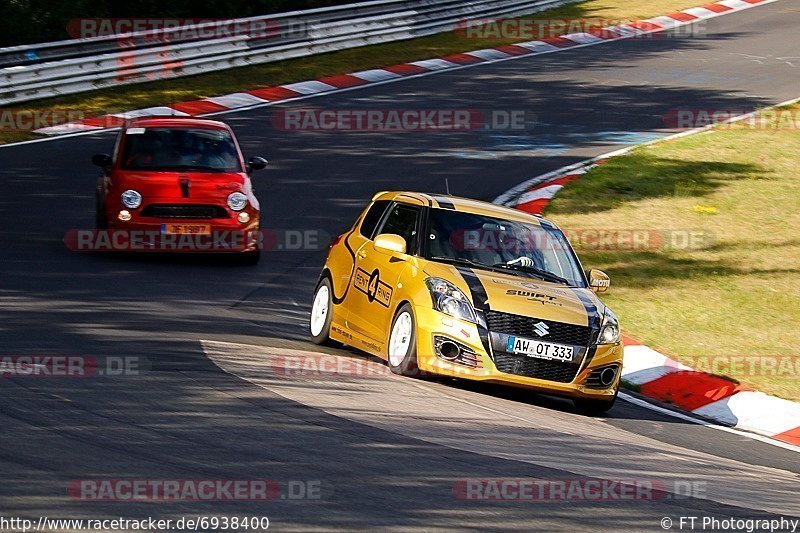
[423, 261, 603, 328]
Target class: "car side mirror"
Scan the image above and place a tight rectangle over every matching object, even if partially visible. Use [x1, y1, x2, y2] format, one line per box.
[92, 153, 112, 167]
[588, 269, 611, 293]
[373, 234, 406, 255]
[247, 156, 268, 173]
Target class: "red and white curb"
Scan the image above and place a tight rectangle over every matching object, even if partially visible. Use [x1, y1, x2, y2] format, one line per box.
[622, 338, 800, 446]
[495, 155, 800, 448]
[34, 0, 780, 136]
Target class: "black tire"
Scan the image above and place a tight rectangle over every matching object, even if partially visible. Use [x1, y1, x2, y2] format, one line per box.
[387, 303, 419, 377]
[574, 389, 618, 416]
[239, 250, 261, 265]
[309, 277, 334, 345]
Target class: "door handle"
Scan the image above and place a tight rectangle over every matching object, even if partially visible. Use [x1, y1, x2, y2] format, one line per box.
[357, 250, 367, 259]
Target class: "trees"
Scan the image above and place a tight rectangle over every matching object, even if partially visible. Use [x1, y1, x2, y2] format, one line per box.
[1, 0, 357, 46]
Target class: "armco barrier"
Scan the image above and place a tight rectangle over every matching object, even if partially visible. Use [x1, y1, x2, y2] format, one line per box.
[0, 0, 577, 105]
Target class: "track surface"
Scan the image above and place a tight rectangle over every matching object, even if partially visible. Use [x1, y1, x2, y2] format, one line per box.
[2, 2, 800, 530]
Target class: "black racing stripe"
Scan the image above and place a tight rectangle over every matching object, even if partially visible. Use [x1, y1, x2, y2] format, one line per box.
[432, 196, 456, 210]
[454, 266, 492, 354]
[579, 345, 598, 373]
[454, 266, 489, 310]
[330, 230, 357, 305]
[572, 288, 602, 332]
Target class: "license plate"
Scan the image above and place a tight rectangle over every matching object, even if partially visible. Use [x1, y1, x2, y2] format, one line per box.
[506, 336, 574, 362]
[161, 223, 211, 235]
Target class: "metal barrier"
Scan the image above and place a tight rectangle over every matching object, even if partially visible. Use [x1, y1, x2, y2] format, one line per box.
[0, 0, 577, 105]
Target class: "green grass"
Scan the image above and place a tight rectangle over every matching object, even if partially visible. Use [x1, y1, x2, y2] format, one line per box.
[0, 0, 703, 144]
[547, 103, 800, 401]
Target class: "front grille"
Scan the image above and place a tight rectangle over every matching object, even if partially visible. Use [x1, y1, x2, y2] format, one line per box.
[485, 310, 593, 346]
[493, 353, 580, 383]
[140, 204, 228, 219]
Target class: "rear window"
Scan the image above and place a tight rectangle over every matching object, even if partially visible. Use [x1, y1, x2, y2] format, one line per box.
[120, 127, 241, 172]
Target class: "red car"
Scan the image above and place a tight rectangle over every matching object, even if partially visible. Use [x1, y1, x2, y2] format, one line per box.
[92, 117, 266, 263]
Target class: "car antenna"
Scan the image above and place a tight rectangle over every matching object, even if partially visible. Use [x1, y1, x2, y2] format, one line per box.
[445, 178, 451, 196]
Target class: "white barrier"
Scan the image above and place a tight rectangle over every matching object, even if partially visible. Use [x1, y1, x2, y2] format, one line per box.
[0, 0, 577, 105]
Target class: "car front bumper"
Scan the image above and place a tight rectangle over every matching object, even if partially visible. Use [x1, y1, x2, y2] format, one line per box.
[413, 305, 623, 400]
[104, 216, 261, 253]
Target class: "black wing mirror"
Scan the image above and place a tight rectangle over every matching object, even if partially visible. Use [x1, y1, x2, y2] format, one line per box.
[246, 156, 268, 173]
[92, 153, 112, 167]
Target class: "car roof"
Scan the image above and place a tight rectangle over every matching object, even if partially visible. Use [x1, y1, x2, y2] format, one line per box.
[371, 191, 557, 228]
[124, 116, 230, 130]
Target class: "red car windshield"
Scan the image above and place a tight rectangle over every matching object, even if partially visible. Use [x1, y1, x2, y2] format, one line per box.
[120, 127, 242, 172]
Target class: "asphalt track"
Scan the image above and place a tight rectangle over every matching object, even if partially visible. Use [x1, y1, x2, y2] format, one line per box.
[2, 2, 800, 530]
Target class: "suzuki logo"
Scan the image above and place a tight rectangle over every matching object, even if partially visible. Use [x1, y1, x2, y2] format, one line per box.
[533, 321, 550, 337]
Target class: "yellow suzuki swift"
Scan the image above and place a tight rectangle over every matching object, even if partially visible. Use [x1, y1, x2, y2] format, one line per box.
[309, 191, 623, 414]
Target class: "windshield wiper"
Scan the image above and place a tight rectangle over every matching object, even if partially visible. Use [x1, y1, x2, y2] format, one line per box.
[492, 263, 571, 285]
[430, 256, 503, 273]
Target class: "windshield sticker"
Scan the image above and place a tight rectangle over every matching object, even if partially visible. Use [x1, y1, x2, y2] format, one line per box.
[126, 127, 146, 134]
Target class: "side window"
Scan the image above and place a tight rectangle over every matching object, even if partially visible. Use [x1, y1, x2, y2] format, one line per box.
[376, 203, 421, 252]
[359, 200, 390, 239]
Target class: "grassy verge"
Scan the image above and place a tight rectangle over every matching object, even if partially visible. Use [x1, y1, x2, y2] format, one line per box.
[0, 0, 702, 144]
[547, 103, 800, 401]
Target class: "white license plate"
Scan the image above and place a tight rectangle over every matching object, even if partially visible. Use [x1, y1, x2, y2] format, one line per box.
[506, 336, 574, 362]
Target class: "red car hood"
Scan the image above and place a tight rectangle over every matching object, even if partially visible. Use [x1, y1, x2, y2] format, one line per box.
[115, 171, 248, 201]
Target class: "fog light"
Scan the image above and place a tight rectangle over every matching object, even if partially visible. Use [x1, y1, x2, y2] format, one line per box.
[237, 212, 250, 224]
[118, 210, 131, 221]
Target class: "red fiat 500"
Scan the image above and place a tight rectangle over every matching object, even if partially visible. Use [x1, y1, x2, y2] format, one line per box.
[92, 117, 266, 263]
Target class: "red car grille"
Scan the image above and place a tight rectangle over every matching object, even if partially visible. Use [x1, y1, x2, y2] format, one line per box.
[140, 204, 228, 219]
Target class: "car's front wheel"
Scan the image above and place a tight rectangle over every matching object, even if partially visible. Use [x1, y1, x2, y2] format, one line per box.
[310, 277, 334, 345]
[239, 250, 260, 265]
[574, 389, 618, 416]
[387, 303, 418, 376]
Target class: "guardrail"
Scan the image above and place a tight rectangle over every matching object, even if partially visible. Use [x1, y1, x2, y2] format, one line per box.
[0, 0, 577, 105]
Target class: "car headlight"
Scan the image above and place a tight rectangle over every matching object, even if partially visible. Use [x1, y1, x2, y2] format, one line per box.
[425, 277, 477, 323]
[120, 189, 142, 209]
[227, 192, 248, 211]
[598, 308, 620, 344]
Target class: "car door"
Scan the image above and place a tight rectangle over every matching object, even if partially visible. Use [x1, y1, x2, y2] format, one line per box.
[347, 202, 422, 344]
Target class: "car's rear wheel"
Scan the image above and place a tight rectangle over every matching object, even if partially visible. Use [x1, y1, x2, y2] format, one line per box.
[574, 389, 618, 416]
[388, 303, 418, 376]
[310, 278, 334, 345]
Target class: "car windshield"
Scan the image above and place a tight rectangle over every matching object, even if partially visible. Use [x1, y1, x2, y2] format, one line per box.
[120, 127, 242, 172]
[425, 208, 586, 287]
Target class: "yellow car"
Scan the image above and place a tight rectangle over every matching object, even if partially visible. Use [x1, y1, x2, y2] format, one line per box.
[309, 191, 623, 414]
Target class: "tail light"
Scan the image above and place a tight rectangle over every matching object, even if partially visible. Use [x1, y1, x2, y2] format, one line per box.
[330, 233, 345, 248]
